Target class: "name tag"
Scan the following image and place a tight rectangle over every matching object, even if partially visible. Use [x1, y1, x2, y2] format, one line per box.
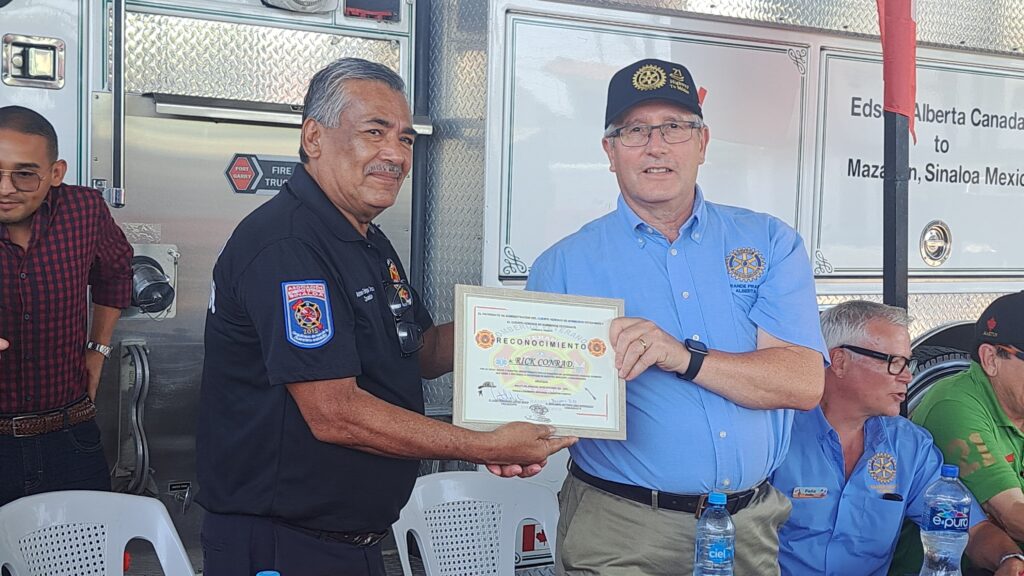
[792, 487, 828, 499]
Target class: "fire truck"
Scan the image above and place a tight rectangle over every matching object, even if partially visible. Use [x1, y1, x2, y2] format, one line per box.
[2, 0, 1022, 570]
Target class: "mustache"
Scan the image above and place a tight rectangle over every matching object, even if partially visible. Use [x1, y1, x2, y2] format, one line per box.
[364, 162, 403, 177]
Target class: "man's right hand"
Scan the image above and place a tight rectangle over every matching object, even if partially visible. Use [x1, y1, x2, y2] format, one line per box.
[479, 422, 576, 477]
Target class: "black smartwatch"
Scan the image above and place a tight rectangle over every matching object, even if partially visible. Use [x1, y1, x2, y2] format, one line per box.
[678, 338, 708, 381]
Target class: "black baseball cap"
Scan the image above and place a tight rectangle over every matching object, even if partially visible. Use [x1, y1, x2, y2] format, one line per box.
[974, 291, 1024, 356]
[604, 59, 702, 129]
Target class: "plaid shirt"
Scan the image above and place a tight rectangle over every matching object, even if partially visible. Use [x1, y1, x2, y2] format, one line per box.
[0, 185, 132, 414]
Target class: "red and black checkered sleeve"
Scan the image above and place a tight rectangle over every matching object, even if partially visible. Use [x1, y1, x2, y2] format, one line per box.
[86, 190, 133, 309]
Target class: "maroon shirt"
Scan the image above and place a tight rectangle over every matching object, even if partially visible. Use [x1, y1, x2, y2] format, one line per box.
[0, 185, 132, 414]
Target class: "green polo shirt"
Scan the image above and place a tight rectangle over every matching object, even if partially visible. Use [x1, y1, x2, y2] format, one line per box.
[889, 362, 1024, 575]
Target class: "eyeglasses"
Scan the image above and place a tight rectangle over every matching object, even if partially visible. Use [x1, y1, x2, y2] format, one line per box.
[383, 281, 423, 357]
[996, 345, 1024, 362]
[838, 344, 917, 376]
[0, 169, 45, 192]
[606, 120, 705, 147]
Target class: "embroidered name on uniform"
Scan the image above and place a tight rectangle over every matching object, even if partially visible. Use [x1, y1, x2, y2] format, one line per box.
[355, 286, 375, 302]
[282, 280, 333, 348]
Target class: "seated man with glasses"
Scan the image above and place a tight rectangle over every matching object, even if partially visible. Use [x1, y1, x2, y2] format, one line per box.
[772, 300, 1022, 576]
[892, 291, 1024, 575]
[0, 105, 133, 506]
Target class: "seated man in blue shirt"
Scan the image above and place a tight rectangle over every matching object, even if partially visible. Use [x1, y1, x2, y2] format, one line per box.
[772, 300, 1022, 576]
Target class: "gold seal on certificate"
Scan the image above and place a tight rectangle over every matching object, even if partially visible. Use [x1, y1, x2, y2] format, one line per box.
[453, 285, 626, 440]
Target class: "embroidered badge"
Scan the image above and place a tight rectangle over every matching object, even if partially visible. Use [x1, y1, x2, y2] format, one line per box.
[632, 64, 666, 91]
[668, 67, 691, 94]
[386, 258, 403, 282]
[726, 247, 766, 282]
[868, 451, 897, 485]
[282, 280, 333, 348]
[792, 487, 828, 499]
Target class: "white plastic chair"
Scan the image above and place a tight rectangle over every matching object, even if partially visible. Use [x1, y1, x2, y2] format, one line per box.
[0, 490, 195, 576]
[392, 471, 560, 576]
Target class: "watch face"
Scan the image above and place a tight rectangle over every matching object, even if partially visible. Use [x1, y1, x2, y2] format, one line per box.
[687, 339, 708, 354]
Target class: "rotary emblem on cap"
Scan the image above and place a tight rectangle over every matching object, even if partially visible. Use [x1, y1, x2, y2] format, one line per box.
[632, 64, 667, 91]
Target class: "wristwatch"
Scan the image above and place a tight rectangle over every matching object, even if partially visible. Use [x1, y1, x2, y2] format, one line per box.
[999, 552, 1024, 567]
[677, 338, 708, 381]
[86, 341, 113, 359]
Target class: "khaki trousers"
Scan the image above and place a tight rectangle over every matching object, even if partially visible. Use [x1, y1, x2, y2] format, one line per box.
[555, 472, 792, 576]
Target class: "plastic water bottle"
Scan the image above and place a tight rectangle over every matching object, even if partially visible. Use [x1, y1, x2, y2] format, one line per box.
[920, 464, 971, 576]
[694, 491, 735, 576]
[255, 571, 280, 576]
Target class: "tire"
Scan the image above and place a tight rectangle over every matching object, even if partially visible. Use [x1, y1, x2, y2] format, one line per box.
[906, 345, 971, 415]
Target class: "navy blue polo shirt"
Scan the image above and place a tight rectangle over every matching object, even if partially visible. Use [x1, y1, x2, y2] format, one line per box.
[196, 164, 432, 533]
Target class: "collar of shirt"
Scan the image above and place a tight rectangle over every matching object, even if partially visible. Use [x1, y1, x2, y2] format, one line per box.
[284, 164, 366, 243]
[805, 406, 893, 482]
[615, 184, 709, 247]
[967, 362, 1024, 436]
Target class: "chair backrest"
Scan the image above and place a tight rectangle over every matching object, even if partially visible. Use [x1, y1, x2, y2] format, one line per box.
[392, 471, 560, 576]
[0, 490, 195, 576]
[477, 449, 571, 495]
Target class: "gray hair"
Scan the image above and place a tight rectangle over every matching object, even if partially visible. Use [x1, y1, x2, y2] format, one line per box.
[299, 57, 406, 162]
[819, 300, 910, 349]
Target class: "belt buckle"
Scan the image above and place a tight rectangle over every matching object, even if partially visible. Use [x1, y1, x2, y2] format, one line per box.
[11, 415, 36, 437]
[694, 493, 709, 519]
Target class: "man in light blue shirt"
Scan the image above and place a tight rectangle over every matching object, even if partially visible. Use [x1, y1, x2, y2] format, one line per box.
[527, 57, 827, 576]
[772, 300, 1022, 576]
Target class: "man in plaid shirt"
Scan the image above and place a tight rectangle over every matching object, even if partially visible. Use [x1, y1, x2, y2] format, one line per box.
[0, 106, 133, 506]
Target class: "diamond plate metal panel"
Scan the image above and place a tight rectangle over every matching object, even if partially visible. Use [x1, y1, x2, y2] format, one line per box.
[421, 0, 491, 412]
[124, 12, 400, 104]
[562, 0, 1024, 54]
[817, 292, 1007, 341]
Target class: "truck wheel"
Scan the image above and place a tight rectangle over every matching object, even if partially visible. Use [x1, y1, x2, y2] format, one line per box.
[906, 345, 971, 415]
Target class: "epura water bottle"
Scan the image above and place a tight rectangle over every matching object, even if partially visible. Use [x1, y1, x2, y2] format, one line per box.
[694, 491, 735, 576]
[920, 464, 972, 576]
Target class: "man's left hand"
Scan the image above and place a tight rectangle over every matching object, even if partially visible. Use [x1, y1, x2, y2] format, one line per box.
[610, 317, 689, 381]
[85, 350, 105, 401]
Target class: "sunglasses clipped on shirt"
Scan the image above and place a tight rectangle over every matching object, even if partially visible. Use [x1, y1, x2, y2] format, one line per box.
[382, 280, 424, 357]
[838, 344, 917, 376]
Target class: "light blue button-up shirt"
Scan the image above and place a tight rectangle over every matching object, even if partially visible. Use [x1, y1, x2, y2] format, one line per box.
[526, 188, 826, 494]
[772, 407, 985, 576]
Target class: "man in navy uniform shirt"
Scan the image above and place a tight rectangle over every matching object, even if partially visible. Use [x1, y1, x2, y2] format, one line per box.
[196, 58, 575, 576]
[772, 300, 1022, 576]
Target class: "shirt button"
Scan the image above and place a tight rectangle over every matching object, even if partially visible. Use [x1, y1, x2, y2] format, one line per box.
[23, 394, 32, 402]
[23, 314, 30, 321]
[682, 291, 690, 299]
[646, 226, 654, 234]
[692, 334, 700, 341]
[19, 273, 26, 279]
[722, 478, 731, 487]
[692, 233, 701, 240]
[719, 430, 727, 439]
[670, 248, 678, 256]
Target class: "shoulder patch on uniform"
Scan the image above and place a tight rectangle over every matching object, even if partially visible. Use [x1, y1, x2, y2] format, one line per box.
[282, 280, 333, 348]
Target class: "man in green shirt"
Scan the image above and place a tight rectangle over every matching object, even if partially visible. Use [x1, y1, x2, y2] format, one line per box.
[892, 291, 1024, 575]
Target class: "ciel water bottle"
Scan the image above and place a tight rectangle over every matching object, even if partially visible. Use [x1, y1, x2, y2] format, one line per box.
[694, 491, 735, 576]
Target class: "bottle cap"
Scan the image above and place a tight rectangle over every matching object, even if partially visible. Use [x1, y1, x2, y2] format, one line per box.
[708, 491, 727, 506]
[256, 572, 281, 576]
[941, 464, 960, 478]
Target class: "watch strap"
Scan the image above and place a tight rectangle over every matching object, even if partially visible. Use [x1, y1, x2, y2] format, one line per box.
[86, 341, 113, 359]
[679, 339, 707, 381]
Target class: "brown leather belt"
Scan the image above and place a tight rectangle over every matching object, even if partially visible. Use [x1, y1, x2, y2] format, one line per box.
[570, 462, 765, 518]
[0, 397, 96, 437]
